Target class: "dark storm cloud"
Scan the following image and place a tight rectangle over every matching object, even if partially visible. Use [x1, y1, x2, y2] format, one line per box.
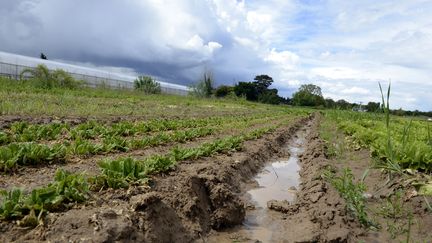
[0, 0, 250, 86]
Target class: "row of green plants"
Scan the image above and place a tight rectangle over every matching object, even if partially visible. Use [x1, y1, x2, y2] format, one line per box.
[0, 120, 291, 223]
[0, 112, 297, 171]
[325, 110, 432, 171]
[0, 169, 89, 226]
[93, 115, 303, 189]
[0, 110, 289, 144]
[94, 125, 278, 189]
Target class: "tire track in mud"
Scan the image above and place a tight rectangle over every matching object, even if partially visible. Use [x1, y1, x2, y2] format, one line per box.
[1, 114, 315, 242]
[203, 113, 358, 243]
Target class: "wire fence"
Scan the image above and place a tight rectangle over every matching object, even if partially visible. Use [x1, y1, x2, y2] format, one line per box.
[0, 61, 189, 96]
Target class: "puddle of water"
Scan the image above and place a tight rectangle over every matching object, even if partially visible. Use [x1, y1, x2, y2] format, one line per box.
[240, 129, 308, 242]
[247, 153, 301, 208]
[247, 136, 305, 208]
[203, 126, 311, 243]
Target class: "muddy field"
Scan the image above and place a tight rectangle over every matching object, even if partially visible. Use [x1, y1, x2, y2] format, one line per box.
[1, 113, 431, 242]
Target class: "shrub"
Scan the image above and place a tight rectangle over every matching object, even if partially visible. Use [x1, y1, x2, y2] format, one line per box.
[190, 71, 214, 98]
[215, 85, 233, 98]
[19, 64, 82, 89]
[134, 76, 161, 94]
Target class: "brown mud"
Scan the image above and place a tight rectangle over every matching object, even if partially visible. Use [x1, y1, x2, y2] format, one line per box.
[203, 113, 357, 243]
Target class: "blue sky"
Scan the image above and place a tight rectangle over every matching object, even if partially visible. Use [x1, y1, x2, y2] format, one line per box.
[1, 0, 431, 111]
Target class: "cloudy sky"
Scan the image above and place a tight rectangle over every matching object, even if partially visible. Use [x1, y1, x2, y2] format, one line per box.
[1, 0, 431, 111]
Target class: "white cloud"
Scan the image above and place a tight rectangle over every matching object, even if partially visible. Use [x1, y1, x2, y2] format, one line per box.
[311, 67, 361, 80]
[340, 87, 370, 95]
[264, 49, 299, 70]
[186, 35, 222, 55]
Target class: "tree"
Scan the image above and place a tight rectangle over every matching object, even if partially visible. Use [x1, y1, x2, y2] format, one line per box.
[325, 98, 336, 109]
[215, 85, 233, 98]
[234, 82, 258, 101]
[365, 102, 380, 112]
[292, 84, 325, 107]
[336, 99, 351, 110]
[253, 74, 273, 93]
[258, 89, 281, 104]
[134, 75, 161, 94]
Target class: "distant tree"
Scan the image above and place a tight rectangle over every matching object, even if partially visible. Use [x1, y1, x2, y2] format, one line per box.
[215, 85, 233, 98]
[280, 97, 291, 105]
[134, 75, 161, 94]
[325, 98, 336, 109]
[392, 108, 406, 116]
[292, 84, 325, 107]
[234, 82, 258, 101]
[40, 53, 47, 60]
[233, 74, 285, 104]
[336, 99, 351, 110]
[365, 102, 380, 112]
[258, 89, 281, 104]
[190, 70, 214, 98]
[253, 74, 273, 93]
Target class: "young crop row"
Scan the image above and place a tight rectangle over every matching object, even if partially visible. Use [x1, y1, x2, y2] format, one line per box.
[93, 125, 278, 189]
[0, 116, 301, 223]
[0, 112, 298, 171]
[0, 169, 88, 225]
[326, 110, 432, 171]
[0, 110, 290, 144]
[93, 115, 303, 189]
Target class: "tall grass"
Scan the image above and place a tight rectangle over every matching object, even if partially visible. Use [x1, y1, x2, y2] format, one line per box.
[377, 82, 402, 174]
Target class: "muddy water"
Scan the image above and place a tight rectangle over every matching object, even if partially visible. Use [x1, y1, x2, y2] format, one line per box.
[205, 125, 309, 242]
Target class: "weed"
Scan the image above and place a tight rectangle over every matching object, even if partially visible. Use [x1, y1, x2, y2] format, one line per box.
[20, 64, 82, 89]
[134, 76, 161, 94]
[323, 167, 375, 228]
[377, 190, 405, 219]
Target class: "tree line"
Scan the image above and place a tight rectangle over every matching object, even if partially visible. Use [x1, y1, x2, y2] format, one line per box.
[199, 73, 431, 117]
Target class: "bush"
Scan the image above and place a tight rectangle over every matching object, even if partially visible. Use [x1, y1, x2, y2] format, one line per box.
[214, 85, 233, 98]
[19, 64, 82, 89]
[190, 71, 214, 98]
[134, 76, 161, 94]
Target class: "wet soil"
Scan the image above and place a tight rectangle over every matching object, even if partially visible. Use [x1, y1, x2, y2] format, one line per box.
[2, 113, 431, 242]
[0, 116, 310, 242]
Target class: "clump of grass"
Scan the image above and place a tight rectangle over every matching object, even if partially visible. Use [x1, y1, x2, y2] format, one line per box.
[376, 82, 402, 174]
[323, 167, 376, 228]
[134, 75, 161, 94]
[376, 190, 415, 240]
[20, 64, 83, 89]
